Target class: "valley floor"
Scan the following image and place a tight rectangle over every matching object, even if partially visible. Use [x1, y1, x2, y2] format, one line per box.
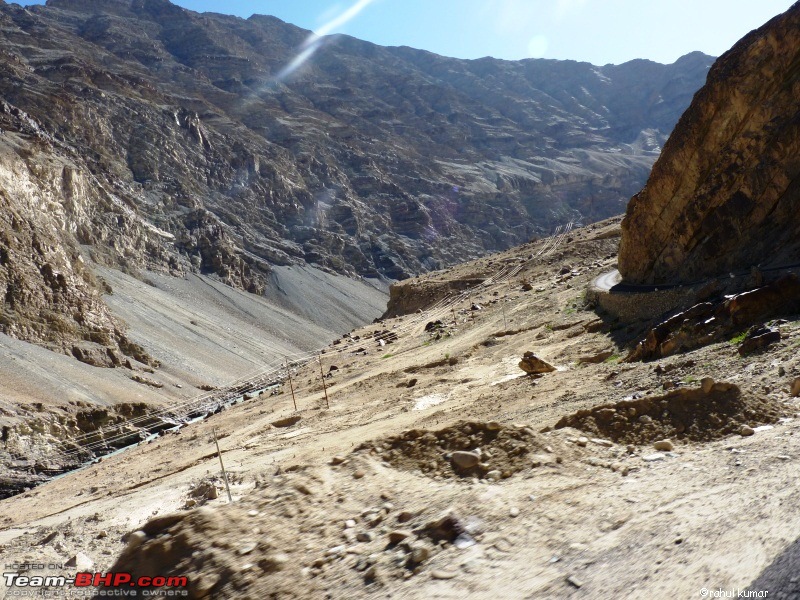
[2, 218, 799, 599]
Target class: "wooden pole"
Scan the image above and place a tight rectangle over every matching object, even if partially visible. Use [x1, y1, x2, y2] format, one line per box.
[285, 358, 297, 411]
[212, 427, 233, 503]
[502, 303, 507, 330]
[318, 355, 330, 409]
[452, 307, 457, 327]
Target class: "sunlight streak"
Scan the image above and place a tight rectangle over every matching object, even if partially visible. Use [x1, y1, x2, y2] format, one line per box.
[274, 0, 376, 82]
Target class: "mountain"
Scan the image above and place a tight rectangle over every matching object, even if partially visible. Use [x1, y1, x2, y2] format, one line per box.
[619, 2, 800, 285]
[0, 0, 711, 289]
[0, 0, 712, 487]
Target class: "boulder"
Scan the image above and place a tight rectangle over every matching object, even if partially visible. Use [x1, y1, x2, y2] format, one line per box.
[619, 5, 800, 285]
[738, 326, 781, 356]
[519, 352, 556, 375]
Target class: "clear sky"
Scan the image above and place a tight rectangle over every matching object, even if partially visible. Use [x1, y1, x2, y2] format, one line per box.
[16, 0, 796, 65]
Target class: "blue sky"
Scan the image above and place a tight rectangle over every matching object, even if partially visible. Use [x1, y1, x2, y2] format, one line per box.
[17, 0, 795, 65]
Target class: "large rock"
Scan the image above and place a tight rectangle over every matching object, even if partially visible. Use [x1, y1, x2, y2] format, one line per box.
[618, 4, 800, 285]
[518, 352, 556, 375]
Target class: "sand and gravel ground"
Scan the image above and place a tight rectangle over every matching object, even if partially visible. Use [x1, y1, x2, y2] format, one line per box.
[2, 219, 800, 599]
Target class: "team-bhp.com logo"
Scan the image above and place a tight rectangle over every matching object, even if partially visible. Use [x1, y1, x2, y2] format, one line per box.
[3, 572, 189, 596]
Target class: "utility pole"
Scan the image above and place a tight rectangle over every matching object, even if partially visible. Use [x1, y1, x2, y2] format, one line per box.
[212, 427, 233, 503]
[285, 358, 297, 411]
[318, 355, 330, 409]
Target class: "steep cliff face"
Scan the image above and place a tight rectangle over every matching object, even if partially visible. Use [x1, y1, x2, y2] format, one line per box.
[0, 0, 711, 288]
[618, 3, 800, 285]
[0, 100, 159, 365]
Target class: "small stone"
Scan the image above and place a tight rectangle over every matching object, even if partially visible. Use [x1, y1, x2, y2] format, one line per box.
[356, 532, 375, 543]
[569, 543, 587, 552]
[486, 421, 501, 431]
[262, 552, 290, 573]
[791, 378, 800, 397]
[701, 377, 714, 393]
[397, 511, 415, 523]
[343, 530, 357, 543]
[591, 438, 613, 447]
[97, 531, 108, 539]
[364, 565, 381, 583]
[248, 510, 259, 517]
[431, 569, 458, 580]
[326, 545, 346, 556]
[485, 470, 502, 481]
[451, 451, 481, 469]
[740, 425, 755, 437]
[653, 440, 674, 452]
[642, 453, 665, 462]
[410, 543, 430, 564]
[330, 455, 346, 466]
[194, 573, 221, 596]
[353, 470, 366, 479]
[345, 519, 356, 529]
[65, 552, 94, 571]
[509, 507, 520, 518]
[576, 437, 588, 447]
[238, 542, 258, 555]
[566, 575, 584, 588]
[388, 530, 412, 545]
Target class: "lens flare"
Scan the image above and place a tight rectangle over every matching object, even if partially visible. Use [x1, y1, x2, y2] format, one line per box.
[274, 0, 376, 82]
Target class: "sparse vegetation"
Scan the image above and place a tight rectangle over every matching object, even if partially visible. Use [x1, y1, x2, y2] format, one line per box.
[729, 331, 748, 345]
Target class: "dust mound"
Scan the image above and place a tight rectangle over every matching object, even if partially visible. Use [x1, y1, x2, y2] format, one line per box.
[554, 383, 784, 444]
[356, 421, 547, 479]
[108, 504, 313, 599]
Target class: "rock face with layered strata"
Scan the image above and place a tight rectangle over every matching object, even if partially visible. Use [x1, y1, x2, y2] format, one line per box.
[0, 0, 711, 288]
[0, 0, 713, 361]
[618, 3, 800, 285]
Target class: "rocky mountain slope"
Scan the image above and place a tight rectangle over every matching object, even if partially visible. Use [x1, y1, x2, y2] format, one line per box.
[0, 0, 711, 293]
[3, 218, 800, 599]
[619, 2, 800, 285]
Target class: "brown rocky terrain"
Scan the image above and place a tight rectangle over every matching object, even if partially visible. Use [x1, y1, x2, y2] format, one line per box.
[2, 218, 800, 599]
[0, 262, 387, 497]
[0, 0, 711, 297]
[5, 2, 800, 598]
[0, 0, 713, 492]
[619, 2, 800, 285]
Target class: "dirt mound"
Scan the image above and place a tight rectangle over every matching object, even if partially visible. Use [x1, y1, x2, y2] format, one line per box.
[554, 381, 784, 444]
[356, 421, 554, 480]
[108, 503, 314, 600]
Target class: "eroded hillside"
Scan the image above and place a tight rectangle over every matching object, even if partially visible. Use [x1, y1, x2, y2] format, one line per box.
[0, 0, 712, 286]
[2, 219, 799, 598]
